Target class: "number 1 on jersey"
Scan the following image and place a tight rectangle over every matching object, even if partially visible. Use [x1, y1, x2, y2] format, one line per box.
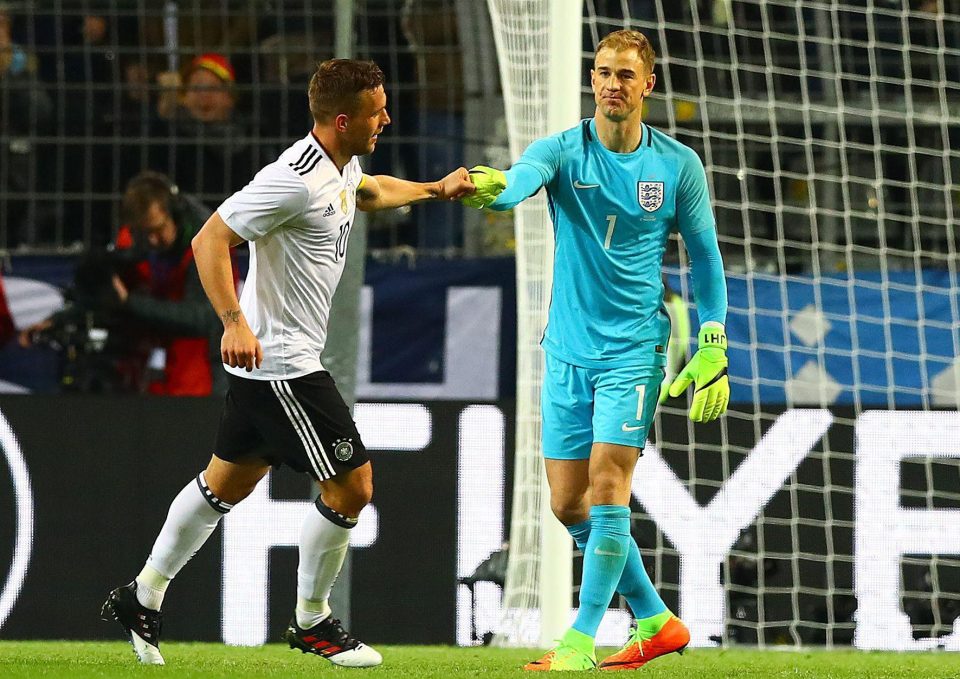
[635, 384, 645, 420]
[604, 214, 617, 249]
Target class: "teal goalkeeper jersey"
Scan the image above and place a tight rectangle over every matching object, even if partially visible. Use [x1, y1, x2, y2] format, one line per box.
[491, 118, 726, 368]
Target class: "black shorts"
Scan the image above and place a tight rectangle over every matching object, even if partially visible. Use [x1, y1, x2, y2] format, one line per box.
[214, 371, 368, 480]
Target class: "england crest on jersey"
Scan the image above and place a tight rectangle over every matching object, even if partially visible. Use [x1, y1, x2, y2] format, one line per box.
[638, 181, 664, 212]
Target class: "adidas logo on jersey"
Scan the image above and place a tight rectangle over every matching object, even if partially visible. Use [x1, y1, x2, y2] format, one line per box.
[322, 203, 336, 217]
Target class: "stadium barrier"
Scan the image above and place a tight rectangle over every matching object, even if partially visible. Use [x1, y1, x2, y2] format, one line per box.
[1, 397, 957, 648]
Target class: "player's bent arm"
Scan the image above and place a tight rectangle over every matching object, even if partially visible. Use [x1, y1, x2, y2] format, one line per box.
[357, 169, 473, 211]
[192, 211, 262, 371]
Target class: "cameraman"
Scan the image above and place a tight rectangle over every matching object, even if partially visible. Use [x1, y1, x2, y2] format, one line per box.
[22, 171, 235, 395]
[111, 171, 236, 395]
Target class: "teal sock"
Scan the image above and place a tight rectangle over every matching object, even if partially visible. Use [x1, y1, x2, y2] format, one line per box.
[572, 505, 631, 637]
[566, 518, 667, 620]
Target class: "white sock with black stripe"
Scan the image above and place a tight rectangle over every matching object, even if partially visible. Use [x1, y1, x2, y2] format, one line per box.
[135, 472, 232, 611]
[295, 497, 358, 630]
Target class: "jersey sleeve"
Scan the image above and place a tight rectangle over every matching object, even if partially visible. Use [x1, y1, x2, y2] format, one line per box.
[217, 164, 309, 241]
[683, 227, 727, 326]
[490, 135, 563, 211]
[676, 147, 727, 326]
[675, 146, 716, 236]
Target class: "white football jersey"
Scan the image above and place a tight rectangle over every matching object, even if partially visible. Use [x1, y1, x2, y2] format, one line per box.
[217, 132, 363, 380]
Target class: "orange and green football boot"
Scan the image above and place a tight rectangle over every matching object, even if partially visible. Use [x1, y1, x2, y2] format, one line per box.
[524, 629, 597, 671]
[598, 614, 690, 671]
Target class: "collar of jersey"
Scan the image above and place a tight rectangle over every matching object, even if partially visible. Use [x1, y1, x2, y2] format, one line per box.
[309, 131, 346, 176]
[588, 118, 649, 158]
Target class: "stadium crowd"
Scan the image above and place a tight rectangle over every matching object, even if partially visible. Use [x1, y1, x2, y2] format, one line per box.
[0, 1, 468, 394]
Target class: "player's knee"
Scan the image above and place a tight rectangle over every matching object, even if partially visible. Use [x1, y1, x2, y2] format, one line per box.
[351, 474, 374, 510]
[589, 475, 630, 506]
[210, 478, 260, 505]
[550, 496, 588, 526]
[204, 455, 271, 505]
[588, 465, 634, 506]
[321, 464, 373, 517]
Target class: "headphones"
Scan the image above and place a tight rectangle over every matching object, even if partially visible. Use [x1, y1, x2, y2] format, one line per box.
[125, 171, 191, 250]
[164, 178, 189, 230]
[128, 171, 188, 224]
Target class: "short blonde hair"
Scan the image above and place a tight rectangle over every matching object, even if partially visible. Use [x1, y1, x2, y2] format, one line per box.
[596, 30, 656, 75]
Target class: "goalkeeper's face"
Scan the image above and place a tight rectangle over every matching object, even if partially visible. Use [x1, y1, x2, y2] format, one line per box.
[342, 85, 391, 157]
[591, 48, 655, 123]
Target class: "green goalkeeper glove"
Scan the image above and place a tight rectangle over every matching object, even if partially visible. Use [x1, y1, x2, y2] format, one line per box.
[667, 323, 729, 423]
[461, 165, 507, 209]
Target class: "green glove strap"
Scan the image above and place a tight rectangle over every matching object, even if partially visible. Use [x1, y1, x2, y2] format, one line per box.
[462, 165, 507, 209]
[668, 324, 729, 423]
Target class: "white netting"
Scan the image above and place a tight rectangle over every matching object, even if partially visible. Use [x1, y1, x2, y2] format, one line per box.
[494, 0, 960, 650]
[485, 0, 557, 647]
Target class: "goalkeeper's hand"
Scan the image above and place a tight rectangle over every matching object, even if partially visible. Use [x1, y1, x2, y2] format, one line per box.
[461, 165, 507, 209]
[667, 323, 729, 422]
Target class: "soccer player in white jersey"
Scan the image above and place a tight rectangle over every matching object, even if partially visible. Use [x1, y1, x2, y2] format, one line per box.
[100, 59, 474, 667]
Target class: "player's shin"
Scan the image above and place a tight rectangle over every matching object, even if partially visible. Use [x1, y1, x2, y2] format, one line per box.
[138, 471, 233, 610]
[572, 505, 632, 638]
[295, 497, 357, 629]
[565, 519, 667, 621]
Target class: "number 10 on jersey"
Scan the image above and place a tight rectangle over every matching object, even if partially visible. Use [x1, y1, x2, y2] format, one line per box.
[335, 221, 351, 261]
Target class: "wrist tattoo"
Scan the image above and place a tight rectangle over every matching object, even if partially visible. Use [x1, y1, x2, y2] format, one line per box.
[221, 309, 242, 325]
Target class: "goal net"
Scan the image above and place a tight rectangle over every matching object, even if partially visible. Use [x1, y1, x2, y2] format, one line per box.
[491, 0, 960, 649]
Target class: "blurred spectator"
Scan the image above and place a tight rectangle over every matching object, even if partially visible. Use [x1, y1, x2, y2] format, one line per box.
[60, 7, 144, 132]
[660, 275, 691, 403]
[0, 2, 53, 248]
[56, 6, 148, 245]
[401, 0, 465, 250]
[21, 171, 234, 396]
[153, 53, 266, 206]
[139, 9, 258, 82]
[257, 31, 330, 137]
[158, 52, 237, 122]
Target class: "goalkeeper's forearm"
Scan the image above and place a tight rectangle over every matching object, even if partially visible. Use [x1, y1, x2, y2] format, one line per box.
[486, 164, 547, 211]
[682, 225, 728, 325]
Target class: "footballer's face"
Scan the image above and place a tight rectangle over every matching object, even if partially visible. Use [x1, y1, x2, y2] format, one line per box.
[591, 48, 655, 123]
[343, 86, 391, 156]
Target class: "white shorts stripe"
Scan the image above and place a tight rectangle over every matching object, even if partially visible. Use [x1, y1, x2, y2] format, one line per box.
[277, 380, 336, 476]
[269, 381, 331, 479]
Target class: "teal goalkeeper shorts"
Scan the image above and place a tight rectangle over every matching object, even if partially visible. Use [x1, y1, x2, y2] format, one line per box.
[541, 353, 665, 460]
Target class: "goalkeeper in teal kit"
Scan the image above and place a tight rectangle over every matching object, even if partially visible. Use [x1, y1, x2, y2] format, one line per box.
[463, 30, 728, 672]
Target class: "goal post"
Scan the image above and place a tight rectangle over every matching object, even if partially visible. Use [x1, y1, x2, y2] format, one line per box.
[485, 0, 581, 647]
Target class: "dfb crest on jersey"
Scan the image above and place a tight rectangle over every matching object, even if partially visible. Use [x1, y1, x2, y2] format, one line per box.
[638, 181, 664, 212]
[334, 439, 354, 462]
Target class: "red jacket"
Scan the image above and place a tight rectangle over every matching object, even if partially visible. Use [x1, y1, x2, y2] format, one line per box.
[0, 273, 14, 346]
[116, 225, 237, 396]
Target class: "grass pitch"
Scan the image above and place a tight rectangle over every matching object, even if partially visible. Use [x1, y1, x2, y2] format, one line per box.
[2, 642, 960, 678]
